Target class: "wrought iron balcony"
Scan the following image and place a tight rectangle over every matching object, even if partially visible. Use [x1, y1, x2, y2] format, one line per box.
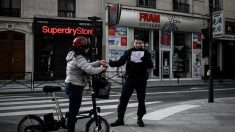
[137, 0, 156, 9]
[173, 2, 189, 13]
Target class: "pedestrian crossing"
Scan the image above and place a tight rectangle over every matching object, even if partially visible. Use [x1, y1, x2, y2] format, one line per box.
[0, 93, 162, 117]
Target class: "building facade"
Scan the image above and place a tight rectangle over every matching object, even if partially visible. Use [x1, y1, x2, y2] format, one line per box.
[105, 0, 208, 80]
[0, 0, 234, 80]
[211, 0, 235, 79]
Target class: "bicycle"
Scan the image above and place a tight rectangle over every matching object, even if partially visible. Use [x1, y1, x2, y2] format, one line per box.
[17, 77, 110, 132]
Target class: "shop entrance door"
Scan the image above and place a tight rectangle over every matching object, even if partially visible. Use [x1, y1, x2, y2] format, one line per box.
[0, 31, 25, 79]
[161, 51, 170, 79]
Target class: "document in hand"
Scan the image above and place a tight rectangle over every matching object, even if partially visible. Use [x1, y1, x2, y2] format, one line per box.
[130, 51, 144, 63]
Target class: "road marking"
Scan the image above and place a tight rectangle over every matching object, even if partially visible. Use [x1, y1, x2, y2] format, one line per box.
[0, 96, 63, 102]
[190, 87, 206, 90]
[40, 112, 114, 119]
[0, 99, 120, 110]
[0, 95, 30, 99]
[137, 88, 235, 95]
[0, 98, 89, 106]
[143, 104, 200, 121]
[0, 101, 162, 117]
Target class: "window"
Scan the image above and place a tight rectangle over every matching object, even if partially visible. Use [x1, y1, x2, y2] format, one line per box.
[225, 21, 235, 35]
[173, 32, 192, 78]
[173, 0, 189, 13]
[0, 0, 21, 17]
[58, 0, 75, 18]
[137, 0, 156, 9]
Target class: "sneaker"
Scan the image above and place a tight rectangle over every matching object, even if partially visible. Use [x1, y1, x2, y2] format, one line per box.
[110, 119, 124, 127]
[137, 118, 145, 127]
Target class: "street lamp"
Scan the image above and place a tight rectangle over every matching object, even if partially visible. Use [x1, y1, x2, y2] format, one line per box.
[208, 0, 214, 103]
[88, 16, 101, 62]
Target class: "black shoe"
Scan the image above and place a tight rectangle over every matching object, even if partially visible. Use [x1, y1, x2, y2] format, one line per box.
[110, 119, 124, 127]
[137, 118, 145, 127]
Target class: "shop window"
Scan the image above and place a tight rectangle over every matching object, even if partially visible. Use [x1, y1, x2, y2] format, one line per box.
[225, 21, 235, 35]
[173, 0, 189, 13]
[108, 26, 128, 78]
[137, 0, 156, 9]
[58, 0, 75, 18]
[0, 0, 21, 17]
[173, 33, 192, 78]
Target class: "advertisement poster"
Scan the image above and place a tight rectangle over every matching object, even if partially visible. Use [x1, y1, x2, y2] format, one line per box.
[192, 33, 202, 78]
[108, 49, 126, 78]
[160, 31, 171, 49]
[108, 26, 127, 47]
[192, 33, 202, 49]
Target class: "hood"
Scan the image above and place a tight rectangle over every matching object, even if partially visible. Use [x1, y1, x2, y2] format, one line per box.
[66, 51, 75, 62]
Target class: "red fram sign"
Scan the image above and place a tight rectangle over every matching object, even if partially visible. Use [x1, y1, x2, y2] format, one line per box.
[139, 12, 160, 23]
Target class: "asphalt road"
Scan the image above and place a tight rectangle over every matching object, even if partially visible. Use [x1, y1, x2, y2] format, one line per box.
[0, 84, 235, 132]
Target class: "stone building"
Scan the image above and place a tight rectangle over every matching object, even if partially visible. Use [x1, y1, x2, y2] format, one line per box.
[0, 0, 234, 80]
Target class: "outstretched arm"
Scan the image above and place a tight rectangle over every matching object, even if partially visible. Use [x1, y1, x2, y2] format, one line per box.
[109, 50, 130, 67]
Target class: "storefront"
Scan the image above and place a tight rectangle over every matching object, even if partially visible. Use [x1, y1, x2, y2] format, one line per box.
[215, 36, 235, 79]
[34, 18, 102, 80]
[106, 8, 206, 80]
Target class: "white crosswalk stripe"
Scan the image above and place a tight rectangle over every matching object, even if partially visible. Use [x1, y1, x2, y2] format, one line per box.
[0, 93, 162, 117]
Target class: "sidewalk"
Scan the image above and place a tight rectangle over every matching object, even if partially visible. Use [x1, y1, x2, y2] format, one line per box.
[109, 97, 235, 132]
[0, 79, 235, 94]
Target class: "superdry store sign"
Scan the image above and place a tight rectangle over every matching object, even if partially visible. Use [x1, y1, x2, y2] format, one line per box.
[117, 9, 206, 32]
[34, 18, 102, 36]
[42, 26, 93, 35]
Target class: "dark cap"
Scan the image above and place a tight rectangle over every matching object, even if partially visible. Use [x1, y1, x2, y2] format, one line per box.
[134, 33, 145, 42]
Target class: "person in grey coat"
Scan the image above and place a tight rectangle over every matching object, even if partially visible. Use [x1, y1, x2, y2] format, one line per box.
[65, 36, 107, 132]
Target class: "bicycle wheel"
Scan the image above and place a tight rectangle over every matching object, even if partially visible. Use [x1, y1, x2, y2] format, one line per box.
[85, 117, 109, 132]
[18, 114, 43, 132]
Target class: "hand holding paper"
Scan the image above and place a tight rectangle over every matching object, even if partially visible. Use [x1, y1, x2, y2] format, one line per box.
[130, 51, 144, 63]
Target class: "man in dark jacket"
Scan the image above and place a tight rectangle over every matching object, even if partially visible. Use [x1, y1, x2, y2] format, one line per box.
[109, 33, 153, 127]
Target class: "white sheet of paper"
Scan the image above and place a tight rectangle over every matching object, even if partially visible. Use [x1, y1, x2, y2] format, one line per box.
[130, 51, 144, 63]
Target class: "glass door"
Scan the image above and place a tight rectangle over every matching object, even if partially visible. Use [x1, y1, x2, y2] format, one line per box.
[161, 50, 170, 79]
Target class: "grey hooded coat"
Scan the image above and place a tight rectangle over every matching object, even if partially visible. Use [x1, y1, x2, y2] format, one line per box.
[65, 51, 104, 86]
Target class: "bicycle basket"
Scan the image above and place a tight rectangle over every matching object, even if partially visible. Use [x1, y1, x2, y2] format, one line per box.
[92, 75, 111, 99]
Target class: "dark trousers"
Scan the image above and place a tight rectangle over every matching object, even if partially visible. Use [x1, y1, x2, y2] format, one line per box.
[65, 83, 84, 132]
[117, 79, 147, 120]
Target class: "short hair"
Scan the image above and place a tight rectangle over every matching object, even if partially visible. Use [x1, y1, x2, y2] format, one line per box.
[134, 33, 145, 42]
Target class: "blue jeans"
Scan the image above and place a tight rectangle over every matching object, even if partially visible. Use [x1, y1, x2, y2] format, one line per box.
[65, 83, 84, 132]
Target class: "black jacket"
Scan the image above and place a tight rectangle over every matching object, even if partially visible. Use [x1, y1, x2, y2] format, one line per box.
[109, 48, 153, 79]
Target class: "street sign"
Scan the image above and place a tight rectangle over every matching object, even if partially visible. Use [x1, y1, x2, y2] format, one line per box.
[212, 11, 224, 38]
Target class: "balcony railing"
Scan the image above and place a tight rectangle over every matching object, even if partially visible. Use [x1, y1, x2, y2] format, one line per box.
[173, 2, 189, 13]
[58, 10, 75, 18]
[137, 0, 156, 9]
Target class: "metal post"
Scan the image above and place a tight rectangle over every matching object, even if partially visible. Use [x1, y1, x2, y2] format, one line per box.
[88, 16, 101, 62]
[208, 0, 214, 103]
